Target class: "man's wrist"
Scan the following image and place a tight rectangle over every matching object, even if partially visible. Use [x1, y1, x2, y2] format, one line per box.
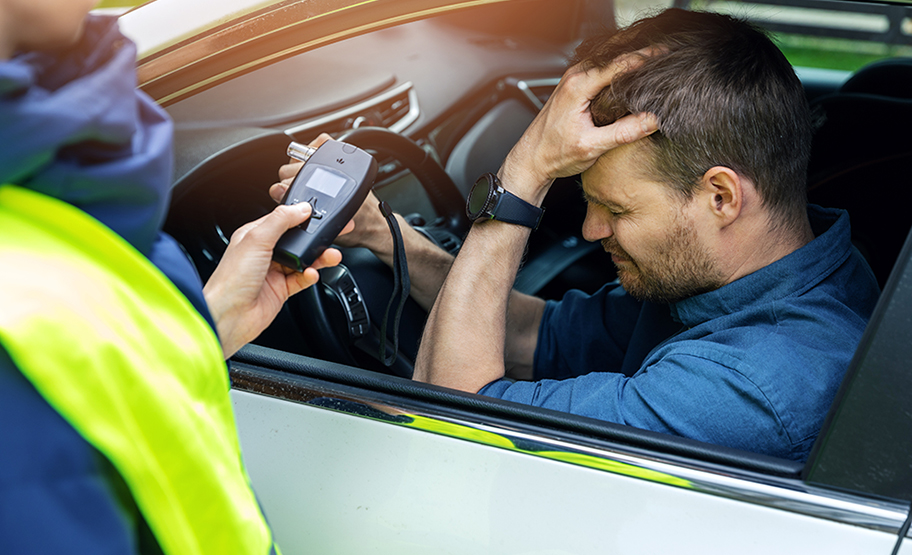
[359, 212, 421, 267]
[497, 157, 553, 207]
[468, 173, 544, 229]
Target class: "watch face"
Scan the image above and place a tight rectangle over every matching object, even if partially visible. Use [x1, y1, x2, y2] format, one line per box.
[467, 174, 493, 219]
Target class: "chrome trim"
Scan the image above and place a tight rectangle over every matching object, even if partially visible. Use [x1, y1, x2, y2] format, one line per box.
[410, 410, 911, 535]
[284, 82, 420, 138]
[214, 223, 230, 246]
[231, 370, 911, 537]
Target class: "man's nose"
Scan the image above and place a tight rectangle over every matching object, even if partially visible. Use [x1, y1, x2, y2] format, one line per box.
[582, 208, 612, 242]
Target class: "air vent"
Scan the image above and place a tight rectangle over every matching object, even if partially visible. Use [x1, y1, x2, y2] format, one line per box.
[286, 82, 419, 140]
[375, 90, 412, 129]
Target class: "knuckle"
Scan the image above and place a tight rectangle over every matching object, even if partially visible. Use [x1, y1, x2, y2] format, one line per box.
[229, 224, 250, 243]
[617, 123, 635, 145]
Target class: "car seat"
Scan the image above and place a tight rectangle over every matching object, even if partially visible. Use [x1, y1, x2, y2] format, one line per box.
[806, 57, 912, 288]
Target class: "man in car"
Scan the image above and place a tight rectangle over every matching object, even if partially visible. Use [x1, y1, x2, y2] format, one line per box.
[273, 9, 879, 461]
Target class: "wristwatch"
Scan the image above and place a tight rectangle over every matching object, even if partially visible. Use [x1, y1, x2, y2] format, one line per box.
[466, 173, 544, 229]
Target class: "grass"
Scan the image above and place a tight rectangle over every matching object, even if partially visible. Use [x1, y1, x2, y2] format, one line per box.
[774, 33, 912, 72]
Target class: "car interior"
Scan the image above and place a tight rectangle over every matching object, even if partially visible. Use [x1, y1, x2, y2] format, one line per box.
[159, 0, 912, 485]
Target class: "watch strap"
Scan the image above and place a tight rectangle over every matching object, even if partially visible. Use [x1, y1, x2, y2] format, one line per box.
[491, 188, 544, 229]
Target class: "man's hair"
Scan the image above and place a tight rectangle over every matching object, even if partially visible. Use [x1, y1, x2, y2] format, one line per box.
[573, 9, 813, 232]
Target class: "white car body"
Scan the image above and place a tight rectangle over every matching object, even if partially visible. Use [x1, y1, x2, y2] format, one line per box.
[232, 388, 905, 554]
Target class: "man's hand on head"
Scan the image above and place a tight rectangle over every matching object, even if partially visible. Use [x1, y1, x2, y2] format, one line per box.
[500, 51, 659, 203]
[412, 53, 660, 393]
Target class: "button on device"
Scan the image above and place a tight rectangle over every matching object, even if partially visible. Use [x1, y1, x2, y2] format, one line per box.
[342, 143, 357, 154]
[306, 196, 325, 220]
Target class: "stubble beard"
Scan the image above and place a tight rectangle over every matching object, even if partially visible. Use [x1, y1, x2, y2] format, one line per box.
[602, 215, 725, 304]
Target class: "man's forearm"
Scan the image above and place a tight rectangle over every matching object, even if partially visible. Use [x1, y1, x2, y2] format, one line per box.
[413, 218, 536, 391]
[359, 213, 454, 311]
[362, 211, 542, 376]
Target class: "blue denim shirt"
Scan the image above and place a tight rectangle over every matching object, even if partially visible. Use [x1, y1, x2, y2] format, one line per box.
[480, 206, 880, 461]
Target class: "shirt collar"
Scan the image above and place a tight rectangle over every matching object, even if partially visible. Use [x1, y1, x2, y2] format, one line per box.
[668, 205, 851, 327]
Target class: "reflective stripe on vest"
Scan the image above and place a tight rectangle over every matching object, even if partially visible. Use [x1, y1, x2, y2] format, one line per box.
[0, 184, 276, 555]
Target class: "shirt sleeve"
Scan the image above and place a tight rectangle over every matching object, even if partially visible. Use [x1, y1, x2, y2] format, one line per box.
[482, 345, 797, 460]
[533, 284, 643, 380]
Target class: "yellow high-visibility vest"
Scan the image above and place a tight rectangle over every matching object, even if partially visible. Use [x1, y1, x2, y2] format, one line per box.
[0, 184, 278, 555]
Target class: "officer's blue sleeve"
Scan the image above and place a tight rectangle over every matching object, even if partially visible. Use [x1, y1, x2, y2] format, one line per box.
[0, 347, 143, 554]
[148, 231, 217, 333]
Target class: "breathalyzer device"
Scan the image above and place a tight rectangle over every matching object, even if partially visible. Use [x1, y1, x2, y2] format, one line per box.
[273, 139, 378, 272]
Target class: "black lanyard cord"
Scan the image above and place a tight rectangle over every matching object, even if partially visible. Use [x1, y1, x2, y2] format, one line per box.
[378, 201, 411, 366]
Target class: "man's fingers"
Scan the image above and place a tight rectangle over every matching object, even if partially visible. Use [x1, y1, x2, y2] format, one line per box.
[587, 47, 661, 81]
[567, 46, 663, 100]
[285, 266, 321, 294]
[282, 247, 342, 295]
[278, 161, 303, 181]
[269, 182, 288, 203]
[596, 112, 659, 150]
[310, 247, 343, 270]
[566, 53, 642, 99]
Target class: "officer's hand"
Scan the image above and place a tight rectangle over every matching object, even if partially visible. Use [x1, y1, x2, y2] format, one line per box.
[203, 202, 353, 359]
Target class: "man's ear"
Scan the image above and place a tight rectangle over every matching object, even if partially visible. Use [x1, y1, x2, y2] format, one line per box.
[699, 166, 743, 228]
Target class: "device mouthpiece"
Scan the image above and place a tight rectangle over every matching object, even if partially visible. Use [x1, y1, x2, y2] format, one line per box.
[287, 142, 318, 163]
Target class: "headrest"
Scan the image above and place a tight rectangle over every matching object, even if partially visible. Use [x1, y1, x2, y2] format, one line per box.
[840, 57, 912, 99]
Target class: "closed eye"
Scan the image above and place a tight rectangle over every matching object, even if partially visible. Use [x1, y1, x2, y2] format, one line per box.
[580, 187, 625, 217]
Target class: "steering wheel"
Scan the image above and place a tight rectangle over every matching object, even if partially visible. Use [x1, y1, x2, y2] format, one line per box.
[285, 127, 469, 376]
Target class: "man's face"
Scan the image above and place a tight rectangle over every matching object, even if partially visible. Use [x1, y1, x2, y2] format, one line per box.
[580, 142, 725, 304]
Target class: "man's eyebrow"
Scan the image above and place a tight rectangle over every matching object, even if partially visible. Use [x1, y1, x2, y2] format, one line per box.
[580, 189, 602, 205]
[580, 187, 624, 210]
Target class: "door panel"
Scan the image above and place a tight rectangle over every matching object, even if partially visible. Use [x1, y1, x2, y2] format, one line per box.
[232, 389, 899, 554]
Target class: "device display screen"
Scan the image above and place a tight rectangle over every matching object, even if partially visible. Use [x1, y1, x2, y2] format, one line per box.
[308, 167, 349, 198]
